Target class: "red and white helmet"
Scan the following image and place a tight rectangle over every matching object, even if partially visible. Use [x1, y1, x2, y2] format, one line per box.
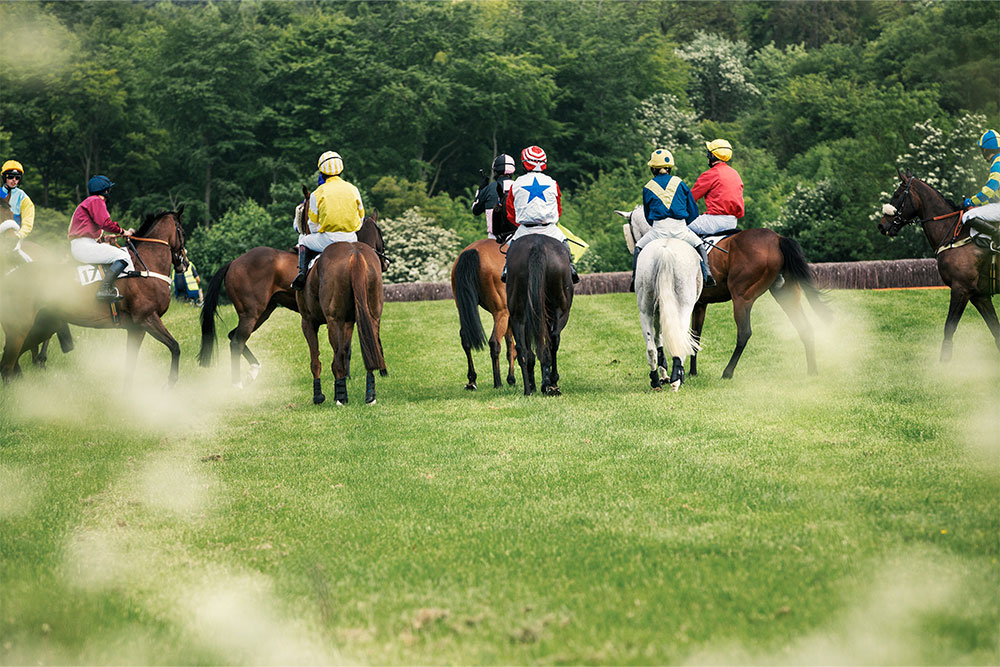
[521, 145, 547, 171]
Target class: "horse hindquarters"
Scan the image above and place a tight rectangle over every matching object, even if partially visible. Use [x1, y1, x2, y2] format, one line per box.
[349, 250, 386, 404]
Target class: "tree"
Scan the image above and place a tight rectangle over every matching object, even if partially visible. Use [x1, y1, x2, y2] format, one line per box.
[378, 208, 461, 284]
[675, 32, 760, 122]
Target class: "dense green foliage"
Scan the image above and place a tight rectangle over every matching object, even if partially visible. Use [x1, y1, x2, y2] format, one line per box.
[1, 0, 997, 273]
[2, 289, 998, 663]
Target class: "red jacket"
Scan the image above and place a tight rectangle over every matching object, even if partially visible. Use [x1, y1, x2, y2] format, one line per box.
[690, 162, 744, 218]
[68, 195, 125, 239]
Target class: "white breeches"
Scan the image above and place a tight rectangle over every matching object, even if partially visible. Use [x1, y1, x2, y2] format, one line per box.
[635, 218, 702, 251]
[963, 202, 1000, 225]
[298, 231, 357, 253]
[509, 223, 566, 245]
[688, 214, 737, 236]
[70, 237, 133, 271]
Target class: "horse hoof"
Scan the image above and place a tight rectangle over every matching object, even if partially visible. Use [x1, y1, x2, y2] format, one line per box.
[507, 376, 516, 386]
[670, 380, 681, 391]
[313, 393, 325, 404]
[366, 398, 376, 405]
[465, 383, 477, 391]
[247, 363, 261, 383]
[543, 386, 561, 396]
[335, 400, 346, 406]
[651, 385, 662, 392]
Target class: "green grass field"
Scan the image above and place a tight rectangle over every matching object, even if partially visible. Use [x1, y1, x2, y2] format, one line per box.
[2, 288, 998, 665]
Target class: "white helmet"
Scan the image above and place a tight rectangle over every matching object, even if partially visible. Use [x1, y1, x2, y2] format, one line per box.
[318, 151, 344, 176]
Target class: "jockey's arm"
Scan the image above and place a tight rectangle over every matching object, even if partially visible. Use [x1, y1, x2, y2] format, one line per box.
[15, 195, 34, 239]
[968, 155, 1000, 207]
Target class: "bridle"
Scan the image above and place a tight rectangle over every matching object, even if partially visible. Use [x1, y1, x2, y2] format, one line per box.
[121, 213, 189, 274]
[883, 178, 963, 236]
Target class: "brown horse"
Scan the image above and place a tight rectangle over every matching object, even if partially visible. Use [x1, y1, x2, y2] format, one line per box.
[1, 209, 189, 387]
[1, 236, 74, 367]
[620, 206, 828, 378]
[878, 171, 1000, 360]
[297, 242, 387, 405]
[450, 239, 517, 390]
[198, 197, 386, 387]
[506, 234, 574, 396]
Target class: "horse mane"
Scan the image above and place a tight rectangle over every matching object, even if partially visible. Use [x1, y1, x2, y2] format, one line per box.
[137, 209, 180, 236]
[911, 177, 961, 211]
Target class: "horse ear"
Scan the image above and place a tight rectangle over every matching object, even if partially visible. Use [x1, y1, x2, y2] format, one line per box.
[176, 203, 184, 218]
[370, 208, 378, 222]
[905, 169, 912, 179]
[301, 185, 310, 199]
[897, 168, 906, 181]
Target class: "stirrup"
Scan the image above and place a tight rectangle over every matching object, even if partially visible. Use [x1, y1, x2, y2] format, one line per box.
[96, 286, 122, 302]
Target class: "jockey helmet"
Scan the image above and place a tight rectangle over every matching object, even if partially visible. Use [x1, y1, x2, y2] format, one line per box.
[2, 160, 24, 177]
[521, 145, 547, 171]
[493, 153, 515, 175]
[317, 151, 344, 176]
[706, 139, 733, 162]
[977, 129, 999, 151]
[647, 149, 674, 169]
[87, 175, 115, 196]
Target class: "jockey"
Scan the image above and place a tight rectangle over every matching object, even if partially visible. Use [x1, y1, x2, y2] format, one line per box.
[471, 153, 516, 240]
[291, 151, 365, 291]
[67, 175, 135, 302]
[631, 149, 716, 291]
[961, 129, 1000, 246]
[689, 139, 744, 235]
[501, 146, 579, 284]
[0, 160, 36, 260]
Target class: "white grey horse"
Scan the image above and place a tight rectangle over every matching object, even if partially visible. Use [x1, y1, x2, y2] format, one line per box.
[634, 237, 702, 391]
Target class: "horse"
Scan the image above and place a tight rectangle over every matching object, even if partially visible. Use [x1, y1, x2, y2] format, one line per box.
[297, 241, 387, 405]
[198, 191, 386, 388]
[450, 238, 517, 390]
[0, 236, 74, 367]
[505, 234, 574, 396]
[619, 205, 828, 378]
[635, 238, 702, 391]
[877, 170, 1000, 360]
[1, 209, 189, 387]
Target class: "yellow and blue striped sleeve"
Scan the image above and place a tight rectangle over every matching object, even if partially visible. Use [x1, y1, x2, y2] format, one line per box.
[970, 154, 1000, 206]
[15, 194, 34, 239]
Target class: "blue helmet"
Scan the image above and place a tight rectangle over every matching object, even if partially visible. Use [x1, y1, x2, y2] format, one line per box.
[87, 175, 114, 195]
[977, 129, 999, 151]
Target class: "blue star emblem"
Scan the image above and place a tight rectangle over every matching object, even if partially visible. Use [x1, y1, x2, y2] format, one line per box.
[523, 177, 551, 203]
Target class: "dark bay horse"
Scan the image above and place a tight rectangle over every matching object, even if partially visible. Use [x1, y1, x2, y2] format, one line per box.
[506, 234, 574, 396]
[298, 242, 387, 405]
[198, 201, 385, 388]
[878, 171, 999, 360]
[450, 238, 517, 390]
[1, 209, 188, 387]
[620, 206, 829, 378]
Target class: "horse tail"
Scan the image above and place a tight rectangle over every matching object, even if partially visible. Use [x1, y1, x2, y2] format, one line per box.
[778, 236, 832, 321]
[524, 239, 548, 352]
[453, 248, 486, 350]
[655, 247, 699, 359]
[198, 261, 231, 367]
[351, 250, 387, 373]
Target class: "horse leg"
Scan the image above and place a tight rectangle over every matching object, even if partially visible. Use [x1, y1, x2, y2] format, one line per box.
[124, 327, 146, 391]
[504, 318, 517, 386]
[300, 317, 325, 404]
[137, 315, 181, 388]
[513, 323, 534, 396]
[772, 284, 818, 375]
[464, 343, 478, 390]
[1, 328, 29, 382]
[328, 321, 353, 405]
[669, 356, 685, 391]
[640, 307, 662, 390]
[722, 297, 754, 379]
[689, 302, 707, 377]
[365, 370, 376, 405]
[489, 311, 504, 389]
[969, 294, 1000, 353]
[941, 290, 970, 362]
[543, 329, 562, 396]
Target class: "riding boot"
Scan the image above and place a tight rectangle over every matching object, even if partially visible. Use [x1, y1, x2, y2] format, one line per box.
[96, 260, 128, 302]
[291, 246, 309, 291]
[561, 240, 580, 284]
[629, 247, 641, 292]
[968, 217, 1000, 244]
[697, 243, 717, 287]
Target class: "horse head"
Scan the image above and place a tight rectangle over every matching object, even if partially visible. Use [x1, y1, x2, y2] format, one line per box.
[361, 208, 390, 272]
[878, 169, 920, 237]
[615, 205, 651, 253]
[139, 207, 189, 273]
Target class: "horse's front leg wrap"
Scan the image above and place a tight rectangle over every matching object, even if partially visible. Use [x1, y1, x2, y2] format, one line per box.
[312, 378, 325, 404]
[365, 371, 376, 405]
[334, 377, 348, 405]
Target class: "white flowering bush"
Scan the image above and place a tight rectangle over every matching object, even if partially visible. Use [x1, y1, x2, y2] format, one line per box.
[379, 207, 461, 284]
[895, 113, 986, 202]
[675, 32, 760, 121]
[634, 93, 702, 149]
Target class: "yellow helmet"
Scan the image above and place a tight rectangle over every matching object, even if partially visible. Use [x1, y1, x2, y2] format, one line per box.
[317, 151, 344, 176]
[647, 148, 674, 169]
[2, 160, 24, 176]
[706, 139, 733, 162]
